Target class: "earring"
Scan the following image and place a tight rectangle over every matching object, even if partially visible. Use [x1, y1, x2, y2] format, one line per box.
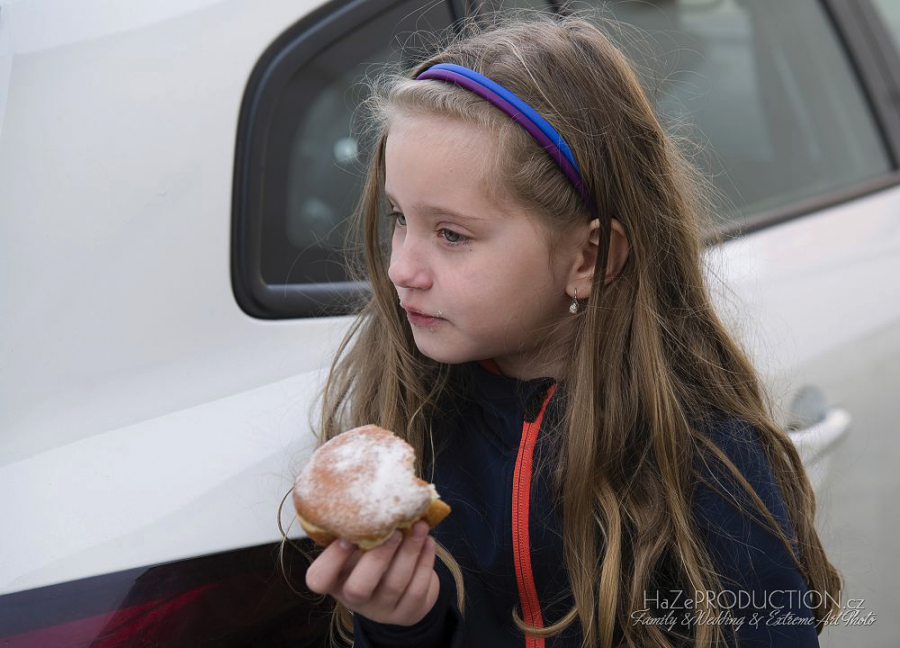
[569, 288, 579, 314]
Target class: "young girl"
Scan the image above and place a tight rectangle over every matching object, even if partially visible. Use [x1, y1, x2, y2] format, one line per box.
[291, 7, 842, 648]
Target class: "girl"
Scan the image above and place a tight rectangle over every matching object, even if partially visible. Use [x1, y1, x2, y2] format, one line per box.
[288, 7, 842, 648]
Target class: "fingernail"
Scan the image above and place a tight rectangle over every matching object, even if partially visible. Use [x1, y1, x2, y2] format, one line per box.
[389, 531, 402, 545]
[339, 539, 354, 550]
[414, 523, 427, 540]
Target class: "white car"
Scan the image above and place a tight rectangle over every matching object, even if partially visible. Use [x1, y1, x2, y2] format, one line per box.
[2, 0, 899, 645]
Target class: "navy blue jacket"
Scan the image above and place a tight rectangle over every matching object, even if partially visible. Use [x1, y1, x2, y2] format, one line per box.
[353, 359, 820, 647]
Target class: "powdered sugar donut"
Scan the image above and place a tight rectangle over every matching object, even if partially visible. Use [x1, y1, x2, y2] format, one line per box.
[292, 424, 451, 550]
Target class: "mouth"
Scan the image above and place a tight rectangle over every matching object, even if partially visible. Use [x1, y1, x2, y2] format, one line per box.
[400, 303, 442, 319]
[401, 303, 444, 327]
[406, 311, 444, 328]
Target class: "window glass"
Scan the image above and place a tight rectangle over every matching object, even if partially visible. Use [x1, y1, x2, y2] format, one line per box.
[259, 1, 454, 286]
[601, 0, 891, 227]
[871, 0, 900, 53]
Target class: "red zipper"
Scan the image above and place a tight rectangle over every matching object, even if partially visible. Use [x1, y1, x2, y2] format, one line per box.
[512, 382, 557, 648]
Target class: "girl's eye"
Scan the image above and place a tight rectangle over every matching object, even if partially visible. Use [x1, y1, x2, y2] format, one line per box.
[387, 211, 470, 247]
[389, 211, 407, 227]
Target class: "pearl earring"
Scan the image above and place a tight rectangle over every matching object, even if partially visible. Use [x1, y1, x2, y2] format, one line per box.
[569, 288, 579, 314]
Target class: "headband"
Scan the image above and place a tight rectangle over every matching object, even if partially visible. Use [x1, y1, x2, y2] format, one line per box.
[414, 62, 599, 221]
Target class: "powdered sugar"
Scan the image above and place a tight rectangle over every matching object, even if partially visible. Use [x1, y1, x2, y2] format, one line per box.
[293, 425, 433, 542]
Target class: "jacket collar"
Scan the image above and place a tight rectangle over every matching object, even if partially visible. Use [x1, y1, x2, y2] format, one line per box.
[462, 358, 560, 424]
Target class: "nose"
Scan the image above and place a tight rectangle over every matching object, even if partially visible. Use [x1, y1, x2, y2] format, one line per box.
[387, 233, 433, 290]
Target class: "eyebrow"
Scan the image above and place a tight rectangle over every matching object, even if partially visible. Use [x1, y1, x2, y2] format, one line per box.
[384, 191, 487, 223]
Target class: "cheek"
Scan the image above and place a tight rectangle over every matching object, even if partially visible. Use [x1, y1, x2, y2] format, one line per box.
[453, 260, 527, 309]
[447, 266, 483, 301]
[441, 242, 555, 314]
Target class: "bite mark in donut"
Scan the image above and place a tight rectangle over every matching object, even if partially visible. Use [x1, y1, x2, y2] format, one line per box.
[292, 424, 451, 550]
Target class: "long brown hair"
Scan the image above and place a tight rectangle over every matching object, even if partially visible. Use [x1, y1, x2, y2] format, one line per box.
[279, 6, 842, 647]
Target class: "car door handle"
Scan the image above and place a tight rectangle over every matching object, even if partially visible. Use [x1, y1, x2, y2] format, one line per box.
[784, 383, 851, 493]
[787, 406, 852, 466]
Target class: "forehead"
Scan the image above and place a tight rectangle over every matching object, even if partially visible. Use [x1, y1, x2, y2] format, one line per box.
[383, 116, 511, 218]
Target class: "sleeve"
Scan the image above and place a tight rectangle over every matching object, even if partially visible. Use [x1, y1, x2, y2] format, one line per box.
[352, 559, 464, 648]
[690, 418, 821, 648]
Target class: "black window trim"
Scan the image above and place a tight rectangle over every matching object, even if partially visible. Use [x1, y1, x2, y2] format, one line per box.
[232, 0, 458, 320]
[233, 0, 900, 320]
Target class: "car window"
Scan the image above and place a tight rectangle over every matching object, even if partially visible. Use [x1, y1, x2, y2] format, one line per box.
[871, 0, 900, 52]
[254, 1, 454, 287]
[599, 0, 892, 228]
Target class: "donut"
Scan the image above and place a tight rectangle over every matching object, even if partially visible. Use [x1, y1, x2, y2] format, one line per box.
[292, 424, 451, 550]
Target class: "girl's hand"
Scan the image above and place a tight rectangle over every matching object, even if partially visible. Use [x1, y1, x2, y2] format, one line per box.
[305, 520, 440, 626]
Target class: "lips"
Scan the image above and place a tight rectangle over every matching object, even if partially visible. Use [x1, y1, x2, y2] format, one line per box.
[401, 303, 441, 319]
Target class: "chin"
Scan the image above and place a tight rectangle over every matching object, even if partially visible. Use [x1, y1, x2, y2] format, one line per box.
[415, 346, 459, 365]
[415, 340, 488, 368]
[412, 335, 468, 366]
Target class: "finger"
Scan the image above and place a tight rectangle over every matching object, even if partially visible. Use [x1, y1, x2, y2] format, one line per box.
[340, 530, 404, 606]
[305, 538, 358, 595]
[338, 548, 364, 582]
[371, 521, 430, 607]
[391, 535, 438, 619]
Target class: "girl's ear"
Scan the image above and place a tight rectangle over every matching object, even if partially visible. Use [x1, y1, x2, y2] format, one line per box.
[604, 218, 629, 286]
[567, 218, 599, 299]
[568, 218, 630, 299]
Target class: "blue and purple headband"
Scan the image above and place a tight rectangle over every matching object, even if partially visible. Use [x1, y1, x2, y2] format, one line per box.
[414, 62, 599, 221]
